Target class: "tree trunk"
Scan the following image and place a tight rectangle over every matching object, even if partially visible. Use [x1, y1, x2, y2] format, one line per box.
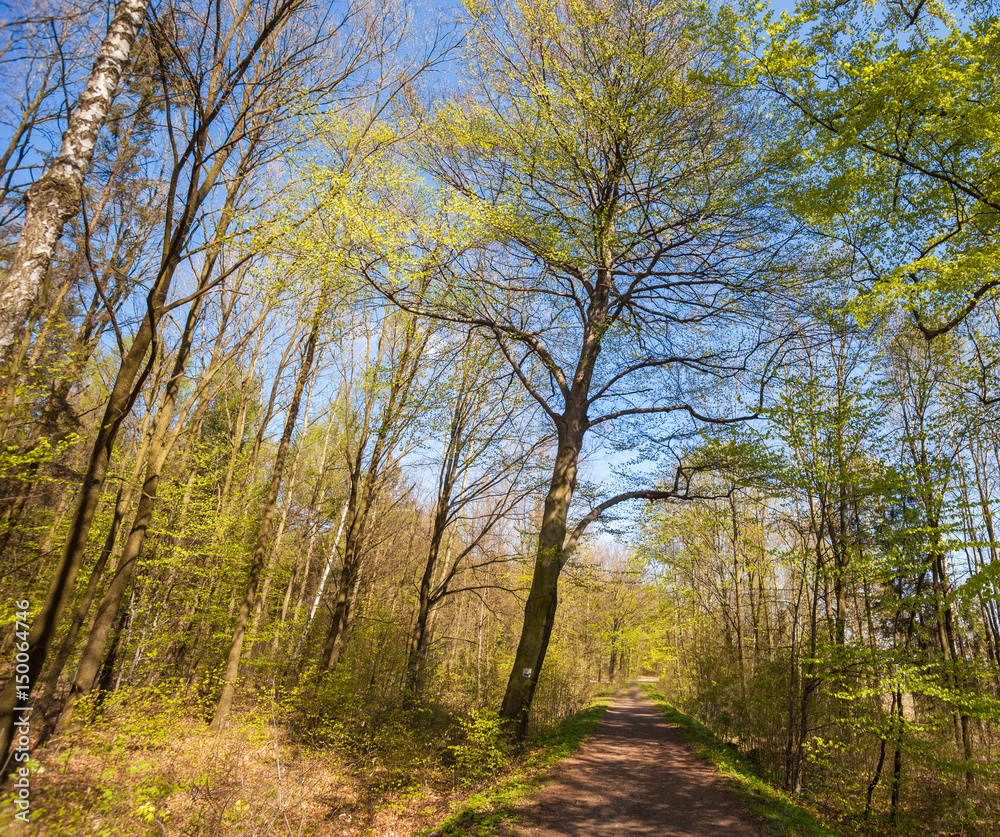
[0, 260, 173, 768]
[320, 548, 362, 672]
[272, 411, 335, 657]
[249, 368, 317, 655]
[405, 456, 463, 698]
[39, 484, 126, 703]
[499, 417, 584, 739]
[294, 501, 349, 657]
[319, 314, 427, 673]
[0, 0, 148, 364]
[890, 687, 904, 829]
[404, 523, 445, 698]
[56, 273, 213, 729]
[91, 593, 131, 711]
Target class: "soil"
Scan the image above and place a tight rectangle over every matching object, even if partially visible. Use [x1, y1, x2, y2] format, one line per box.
[508, 690, 761, 836]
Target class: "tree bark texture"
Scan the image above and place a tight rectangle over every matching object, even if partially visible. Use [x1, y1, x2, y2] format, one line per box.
[499, 419, 584, 739]
[0, 0, 148, 365]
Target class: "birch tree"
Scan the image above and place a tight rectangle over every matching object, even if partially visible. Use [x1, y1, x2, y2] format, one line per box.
[0, 0, 148, 365]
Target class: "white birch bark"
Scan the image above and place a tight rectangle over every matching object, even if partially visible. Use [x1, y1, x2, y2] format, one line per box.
[0, 0, 148, 365]
[294, 501, 350, 657]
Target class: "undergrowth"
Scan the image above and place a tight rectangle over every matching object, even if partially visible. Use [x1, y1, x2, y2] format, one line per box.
[0, 679, 607, 836]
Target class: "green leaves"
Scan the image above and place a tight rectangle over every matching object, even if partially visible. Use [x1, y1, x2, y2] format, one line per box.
[743, 0, 1000, 333]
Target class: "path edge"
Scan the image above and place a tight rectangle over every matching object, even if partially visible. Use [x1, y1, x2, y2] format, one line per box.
[641, 686, 840, 837]
[420, 692, 614, 837]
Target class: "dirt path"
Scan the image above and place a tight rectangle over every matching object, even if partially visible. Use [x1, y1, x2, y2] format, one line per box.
[509, 691, 761, 836]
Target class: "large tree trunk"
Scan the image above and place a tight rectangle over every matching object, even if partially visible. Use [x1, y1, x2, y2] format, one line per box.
[91, 593, 131, 711]
[499, 418, 584, 739]
[0, 0, 148, 364]
[211, 313, 320, 731]
[496, 251, 609, 739]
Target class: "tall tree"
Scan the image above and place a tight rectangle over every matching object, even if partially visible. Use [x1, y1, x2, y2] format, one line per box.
[318, 307, 431, 673]
[373, 0, 789, 736]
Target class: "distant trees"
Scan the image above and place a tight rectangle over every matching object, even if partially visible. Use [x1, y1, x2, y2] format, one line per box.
[640, 287, 1000, 826]
[212, 303, 322, 730]
[317, 306, 432, 674]
[404, 333, 546, 699]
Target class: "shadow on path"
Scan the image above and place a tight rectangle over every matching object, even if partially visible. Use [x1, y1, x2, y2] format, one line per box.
[509, 691, 760, 836]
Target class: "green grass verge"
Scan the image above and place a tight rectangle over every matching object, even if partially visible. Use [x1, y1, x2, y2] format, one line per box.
[641, 687, 839, 837]
[421, 694, 612, 837]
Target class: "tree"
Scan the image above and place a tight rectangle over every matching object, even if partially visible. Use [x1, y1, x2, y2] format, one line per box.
[0, 0, 148, 365]
[56, 251, 265, 729]
[0, 0, 377, 768]
[369, 0, 790, 736]
[884, 330, 977, 788]
[211, 303, 322, 730]
[765, 299, 891, 792]
[404, 331, 546, 698]
[317, 306, 432, 673]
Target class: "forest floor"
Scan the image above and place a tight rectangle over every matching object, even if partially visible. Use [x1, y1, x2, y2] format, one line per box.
[500, 689, 761, 837]
[0, 688, 608, 837]
[0, 688, 836, 836]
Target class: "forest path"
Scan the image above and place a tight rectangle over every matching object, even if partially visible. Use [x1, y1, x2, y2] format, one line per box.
[508, 690, 761, 836]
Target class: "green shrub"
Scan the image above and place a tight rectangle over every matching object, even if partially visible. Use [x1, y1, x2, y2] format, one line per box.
[451, 711, 510, 784]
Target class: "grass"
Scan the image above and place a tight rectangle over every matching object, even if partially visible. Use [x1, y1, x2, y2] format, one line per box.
[641, 686, 839, 837]
[421, 693, 612, 837]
